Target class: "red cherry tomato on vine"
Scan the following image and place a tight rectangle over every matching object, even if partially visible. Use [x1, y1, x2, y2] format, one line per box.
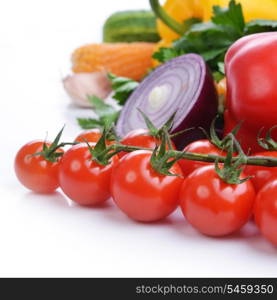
[14, 141, 63, 193]
[111, 150, 183, 222]
[255, 180, 277, 246]
[74, 129, 114, 145]
[178, 140, 226, 177]
[119, 129, 175, 158]
[180, 166, 255, 237]
[245, 151, 277, 192]
[59, 143, 118, 206]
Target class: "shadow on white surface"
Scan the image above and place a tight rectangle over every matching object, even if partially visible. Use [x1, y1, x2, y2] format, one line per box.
[20, 190, 277, 256]
[22, 190, 73, 208]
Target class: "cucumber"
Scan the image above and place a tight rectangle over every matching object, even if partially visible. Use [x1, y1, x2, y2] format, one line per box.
[103, 10, 161, 43]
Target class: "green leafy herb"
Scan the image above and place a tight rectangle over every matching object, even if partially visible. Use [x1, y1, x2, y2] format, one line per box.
[108, 73, 139, 105]
[173, 0, 243, 73]
[152, 47, 185, 64]
[245, 19, 277, 35]
[77, 118, 104, 130]
[212, 0, 245, 37]
[153, 0, 277, 77]
[217, 62, 225, 74]
[87, 95, 116, 117]
[213, 71, 225, 82]
[77, 96, 119, 130]
[183, 17, 202, 28]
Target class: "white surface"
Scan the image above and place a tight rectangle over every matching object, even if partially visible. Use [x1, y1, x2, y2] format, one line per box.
[0, 0, 276, 278]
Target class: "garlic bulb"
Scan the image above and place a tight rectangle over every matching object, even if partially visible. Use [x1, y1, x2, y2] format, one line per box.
[63, 71, 112, 108]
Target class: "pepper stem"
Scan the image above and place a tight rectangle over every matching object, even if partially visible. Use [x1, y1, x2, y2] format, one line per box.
[149, 0, 188, 35]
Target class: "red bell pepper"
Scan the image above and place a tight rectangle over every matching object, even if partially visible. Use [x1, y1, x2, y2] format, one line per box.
[224, 32, 277, 153]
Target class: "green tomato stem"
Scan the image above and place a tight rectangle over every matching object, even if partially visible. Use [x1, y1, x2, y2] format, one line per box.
[103, 144, 277, 167]
[46, 142, 79, 157]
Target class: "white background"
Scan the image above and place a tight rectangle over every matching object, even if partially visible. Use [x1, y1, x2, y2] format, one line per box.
[0, 0, 276, 277]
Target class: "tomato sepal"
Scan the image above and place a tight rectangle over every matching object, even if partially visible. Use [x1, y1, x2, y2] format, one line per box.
[215, 134, 251, 185]
[32, 126, 76, 163]
[150, 128, 182, 177]
[257, 126, 277, 151]
[201, 115, 242, 151]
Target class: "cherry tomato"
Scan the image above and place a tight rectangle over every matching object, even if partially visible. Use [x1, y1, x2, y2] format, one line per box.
[255, 180, 277, 246]
[180, 166, 255, 236]
[111, 150, 183, 222]
[59, 143, 118, 206]
[14, 141, 63, 193]
[74, 129, 102, 143]
[119, 129, 175, 158]
[178, 140, 225, 177]
[244, 151, 277, 192]
[74, 129, 114, 145]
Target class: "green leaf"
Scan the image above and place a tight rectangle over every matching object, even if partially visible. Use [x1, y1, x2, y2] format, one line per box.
[77, 118, 104, 130]
[213, 62, 225, 82]
[212, 0, 245, 37]
[245, 19, 277, 35]
[175, 22, 232, 51]
[152, 0, 277, 80]
[213, 71, 224, 82]
[108, 73, 139, 105]
[77, 112, 119, 131]
[173, 23, 232, 63]
[78, 95, 120, 131]
[201, 48, 227, 61]
[155, 1, 245, 76]
[183, 17, 202, 28]
[217, 62, 225, 74]
[99, 111, 120, 128]
[88, 96, 117, 118]
[152, 47, 185, 63]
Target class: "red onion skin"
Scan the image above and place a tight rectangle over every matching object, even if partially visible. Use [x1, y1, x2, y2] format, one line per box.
[171, 66, 218, 149]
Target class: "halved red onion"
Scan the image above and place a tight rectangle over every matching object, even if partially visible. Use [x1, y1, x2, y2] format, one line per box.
[116, 54, 218, 149]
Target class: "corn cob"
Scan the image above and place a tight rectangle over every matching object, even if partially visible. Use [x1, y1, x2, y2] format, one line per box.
[72, 43, 156, 81]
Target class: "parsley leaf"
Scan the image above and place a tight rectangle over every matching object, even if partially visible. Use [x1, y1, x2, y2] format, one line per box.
[77, 118, 104, 130]
[77, 96, 119, 130]
[245, 19, 277, 34]
[152, 0, 277, 78]
[108, 73, 139, 105]
[183, 17, 202, 28]
[212, 0, 245, 38]
[213, 71, 225, 82]
[87, 95, 116, 118]
[218, 62, 225, 75]
[76, 73, 138, 131]
[173, 0, 245, 68]
[152, 47, 185, 64]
